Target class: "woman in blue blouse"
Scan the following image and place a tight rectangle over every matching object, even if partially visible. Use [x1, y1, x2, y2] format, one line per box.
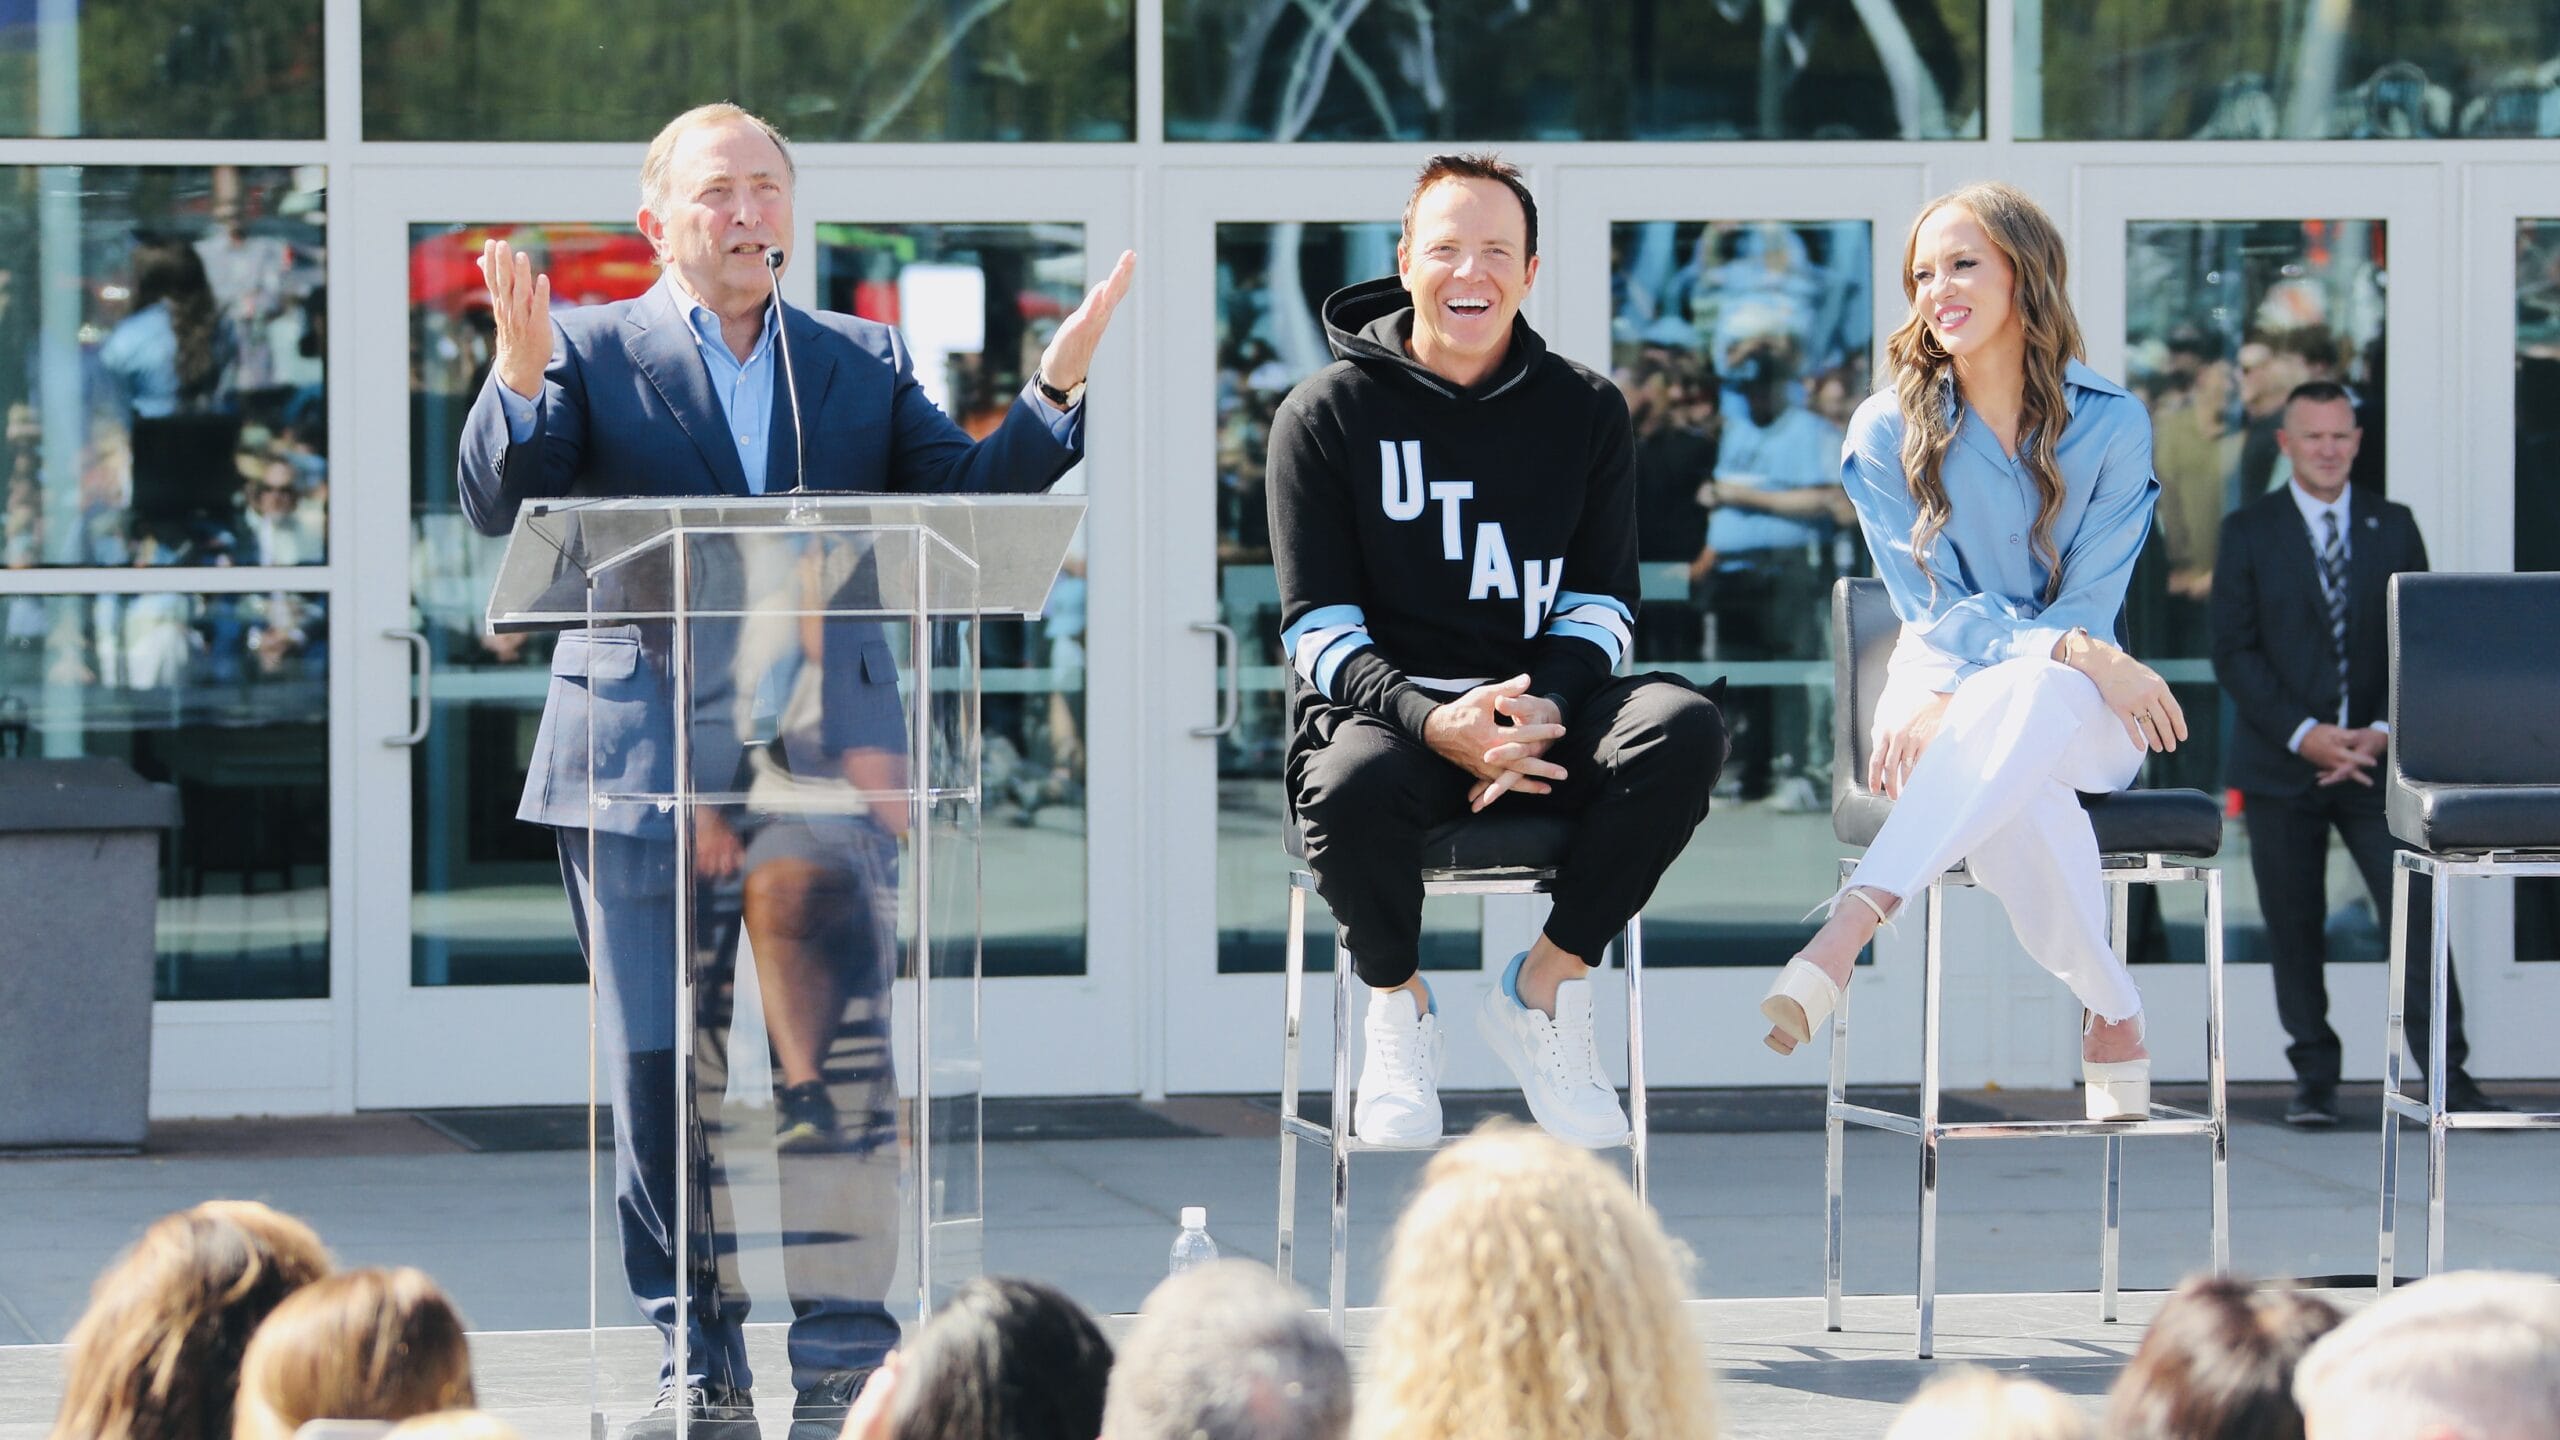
[1759, 182, 2187, 1121]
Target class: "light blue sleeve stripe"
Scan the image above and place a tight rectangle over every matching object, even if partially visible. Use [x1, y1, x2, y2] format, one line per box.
[1546, 618, 1626, 666]
[1281, 603, 1367, 653]
[1552, 589, 1633, 624]
[1310, 631, 1373, 695]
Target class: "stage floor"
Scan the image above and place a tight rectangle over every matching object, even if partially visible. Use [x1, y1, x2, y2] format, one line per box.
[5, 1087, 2551, 1437]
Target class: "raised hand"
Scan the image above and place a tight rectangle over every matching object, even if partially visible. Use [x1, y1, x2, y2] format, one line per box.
[475, 238, 553, 401]
[1033, 250, 1136, 392]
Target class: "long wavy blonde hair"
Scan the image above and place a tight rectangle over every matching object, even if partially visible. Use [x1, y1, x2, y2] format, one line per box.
[50, 1200, 334, 1440]
[1357, 1123, 1719, 1440]
[1887, 181, 2086, 603]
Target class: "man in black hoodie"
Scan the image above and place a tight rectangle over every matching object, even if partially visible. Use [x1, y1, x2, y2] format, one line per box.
[1268, 154, 1727, 1150]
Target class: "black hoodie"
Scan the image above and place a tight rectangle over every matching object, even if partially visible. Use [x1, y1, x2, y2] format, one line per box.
[1266, 276, 1639, 742]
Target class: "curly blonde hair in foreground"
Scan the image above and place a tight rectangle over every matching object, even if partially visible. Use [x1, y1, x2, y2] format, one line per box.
[1357, 1123, 1719, 1440]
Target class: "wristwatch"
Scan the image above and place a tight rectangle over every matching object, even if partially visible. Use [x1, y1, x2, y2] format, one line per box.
[1034, 371, 1085, 408]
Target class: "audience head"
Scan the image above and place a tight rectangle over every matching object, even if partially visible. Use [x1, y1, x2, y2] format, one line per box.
[861, 1276, 1113, 1440]
[230, 1267, 475, 1440]
[2276, 380, 2361, 501]
[1887, 1366, 2088, 1440]
[2104, 1276, 2339, 1440]
[1101, 1260, 1348, 1440]
[51, 1200, 334, 1440]
[2292, 1271, 2560, 1440]
[1357, 1122, 1719, 1440]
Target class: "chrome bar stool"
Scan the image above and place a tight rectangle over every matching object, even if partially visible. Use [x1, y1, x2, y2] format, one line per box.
[1821, 578, 2231, 1358]
[2375, 573, 2560, 1288]
[1274, 810, 1649, 1337]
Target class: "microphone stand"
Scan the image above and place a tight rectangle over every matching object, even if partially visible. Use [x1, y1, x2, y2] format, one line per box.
[765, 247, 816, 522]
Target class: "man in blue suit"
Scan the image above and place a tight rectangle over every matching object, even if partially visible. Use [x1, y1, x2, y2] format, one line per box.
[459, 102, 1133, 1439]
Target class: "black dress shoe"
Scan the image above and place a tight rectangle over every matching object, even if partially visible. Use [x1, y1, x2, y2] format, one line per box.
[2284, 1087, 2339, 1128]
[789, 1367, 878, 1440]
[624, 1384, 761, 1440]
[2445, 1080, 2512, 1114]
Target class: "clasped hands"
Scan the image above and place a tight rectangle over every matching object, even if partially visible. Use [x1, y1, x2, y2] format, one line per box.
[2299, 722, 2386, 788]
[1424, 675, 1566, 813]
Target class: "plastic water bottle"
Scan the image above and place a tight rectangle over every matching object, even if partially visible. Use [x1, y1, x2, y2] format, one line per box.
[1169, 1206, 1218, 1275]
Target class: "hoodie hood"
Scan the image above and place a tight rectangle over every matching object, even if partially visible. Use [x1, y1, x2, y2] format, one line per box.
[1320, 275, 1547, 402]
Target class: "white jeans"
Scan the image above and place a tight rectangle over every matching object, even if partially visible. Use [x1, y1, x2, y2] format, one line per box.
[1848, 656, 2149, 1023]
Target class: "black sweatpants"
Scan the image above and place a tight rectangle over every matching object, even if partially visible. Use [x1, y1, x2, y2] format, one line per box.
[2243, 787, 2469, 1091]
[1289, 673, 1727, 988]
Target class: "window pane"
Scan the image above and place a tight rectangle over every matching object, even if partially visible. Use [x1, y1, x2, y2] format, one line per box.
[2121, 219, 2386, 965]
[362, 2, 1132, 142]
[1212, 222, 1481, 973]
[2520, 219, 2560, 961]
[408, 225, 652, 988]
[0, 3, 322, 139]
[2, 165, 329, 571]
[3, 591, 329, 999]
[815, 222, 1094, 979]
[1167, 1, 1982, 141]
[1611, 221, 1872, 967]
[2027, 2, 2560, 140]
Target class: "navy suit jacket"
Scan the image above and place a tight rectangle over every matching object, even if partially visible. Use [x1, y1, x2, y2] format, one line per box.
[459, 277, 1083, 832]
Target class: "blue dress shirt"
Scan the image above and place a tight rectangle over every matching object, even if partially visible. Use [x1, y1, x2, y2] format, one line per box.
[1841, 358, 2160, 690]
[1710, 403, 1846, 557]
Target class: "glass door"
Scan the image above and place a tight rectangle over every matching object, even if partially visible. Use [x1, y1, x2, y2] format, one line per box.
[346, 162, 1139, 1105]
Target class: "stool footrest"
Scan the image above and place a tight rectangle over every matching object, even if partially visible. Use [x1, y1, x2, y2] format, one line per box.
[2381, 1093, 2560, 1131]
[1831, 1100, 2219, 1141]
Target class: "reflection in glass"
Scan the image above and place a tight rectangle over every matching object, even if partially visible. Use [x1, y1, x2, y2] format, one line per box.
[2028, 2, 2560, 140]
[816, 222, 1091, 979]
[1611, 220, 1870, 967]
[2122, 218, 2387, 965]
[1212, 223, 1483, 973]
[2519, 219, 2560, 961]
[0, 591, 327, 999]
[1168, 1, 1981, 141]
[407, 224, 654, 987]
[2, 165, 328, 571]
[362, 1, 1131, 142]
[0, 3, 322, 139]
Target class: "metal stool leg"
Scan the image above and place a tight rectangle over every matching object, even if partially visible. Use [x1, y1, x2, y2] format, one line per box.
[2102, 880, 2128, 1321]
[2425, 860, 2452, 1279]
[1625, 915, 1650, 1205]
[1916, 882, 1943, 1361]
[1328, 938, 1354, 1340]
[2378, 854, 2412, 1288]
[1276, 879, 1308, 1280]
[2205, 865, 2231, 1275]
[1825, 962, 1849, 1333]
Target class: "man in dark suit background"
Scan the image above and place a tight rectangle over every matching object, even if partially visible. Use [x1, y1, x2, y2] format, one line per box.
[2211, 380, 2501, 1128]
[459, 103, 1132, 1437]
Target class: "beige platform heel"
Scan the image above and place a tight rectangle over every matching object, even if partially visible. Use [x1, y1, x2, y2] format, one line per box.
[1760, 888, 1892, 1053]
[2082, 1010, 2151, 1121]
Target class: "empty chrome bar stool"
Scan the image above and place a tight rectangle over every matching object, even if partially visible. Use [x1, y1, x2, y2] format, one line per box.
[1821, 578, 2231, 1358]
[2375, 573, 2560, 1288]
[1274, 810, 1649, 1337]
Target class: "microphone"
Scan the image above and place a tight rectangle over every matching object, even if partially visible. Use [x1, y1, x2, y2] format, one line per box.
[765, 247, 807, 494]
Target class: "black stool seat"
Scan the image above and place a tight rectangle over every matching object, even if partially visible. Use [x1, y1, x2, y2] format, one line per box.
[1831, 786, 2223, 859]
[2387, 782, 2560, 854]
[1285, 810, 1579, 872]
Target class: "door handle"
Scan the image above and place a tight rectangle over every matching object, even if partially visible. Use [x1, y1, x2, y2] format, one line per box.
[1191, 621, 1239, 738]
[383, 628, 431, 746]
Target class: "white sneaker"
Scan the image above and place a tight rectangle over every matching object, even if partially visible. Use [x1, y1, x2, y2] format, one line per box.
[1479, 973, 1630, 1148]
[1353, 988, 1445, 1147]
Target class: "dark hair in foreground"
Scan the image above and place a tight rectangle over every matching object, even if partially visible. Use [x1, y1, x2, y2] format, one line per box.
[1403, 153, 1539, 259]
[890, 1276, 1113, 1440]
[2104, 1276, 2340, 1440]
[49, 1200, 334, 1440]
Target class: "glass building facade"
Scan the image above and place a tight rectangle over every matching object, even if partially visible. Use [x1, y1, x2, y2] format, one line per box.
[1, 0, 2551, 1112]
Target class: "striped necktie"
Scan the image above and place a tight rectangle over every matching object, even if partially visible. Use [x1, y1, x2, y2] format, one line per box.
[2320, 510, 2349, 721]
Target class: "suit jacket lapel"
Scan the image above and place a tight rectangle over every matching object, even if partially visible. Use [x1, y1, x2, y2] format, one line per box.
[625, 282, 751, 497]
[2347, 486, 2388, 644]
[2265, 491, 2328, 633]
[765, 303, 838, 494]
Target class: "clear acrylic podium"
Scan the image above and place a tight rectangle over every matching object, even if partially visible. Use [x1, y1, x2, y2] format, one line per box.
[489, 493, 1084, 1435]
